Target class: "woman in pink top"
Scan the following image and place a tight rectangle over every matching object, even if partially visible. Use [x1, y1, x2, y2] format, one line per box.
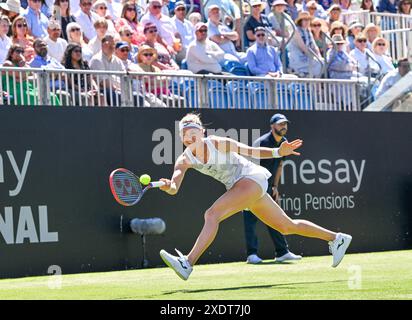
[11, 16, 35, 63]
[115, 1, 145, 45]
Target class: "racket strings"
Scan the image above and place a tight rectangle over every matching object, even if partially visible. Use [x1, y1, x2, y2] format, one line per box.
[113, 172, 143, 205]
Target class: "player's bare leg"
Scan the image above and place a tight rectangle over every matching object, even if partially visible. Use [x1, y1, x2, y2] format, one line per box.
[248, 195, 352, 267]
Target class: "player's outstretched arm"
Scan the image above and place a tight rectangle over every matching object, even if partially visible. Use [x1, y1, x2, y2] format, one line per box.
[211, 136, 303, 158]
[159, 154, 190, 196]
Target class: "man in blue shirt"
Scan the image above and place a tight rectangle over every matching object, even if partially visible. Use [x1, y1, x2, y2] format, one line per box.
[30, 38, 66, 91]
[243, 113, 302, 264]
[22, 0, 48, 39]
[246, 26, 283, 77]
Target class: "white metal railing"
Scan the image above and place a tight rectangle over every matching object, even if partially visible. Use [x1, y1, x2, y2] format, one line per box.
[341, 10, 412, 30]
[381, 28, 412, 61]
[341, 10, 371, 26]
[0, 67, 362, 111]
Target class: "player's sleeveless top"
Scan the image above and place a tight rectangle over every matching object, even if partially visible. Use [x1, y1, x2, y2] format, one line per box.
[184, 137, 272, 191]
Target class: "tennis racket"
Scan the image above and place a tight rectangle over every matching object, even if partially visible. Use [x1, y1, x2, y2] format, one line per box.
[109, 168, 166, 206]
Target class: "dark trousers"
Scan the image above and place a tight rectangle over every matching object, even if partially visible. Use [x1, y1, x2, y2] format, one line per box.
[243, 208, 289, 258]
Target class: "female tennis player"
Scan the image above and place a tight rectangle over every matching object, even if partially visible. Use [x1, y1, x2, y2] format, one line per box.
[159, 113, 352, 280]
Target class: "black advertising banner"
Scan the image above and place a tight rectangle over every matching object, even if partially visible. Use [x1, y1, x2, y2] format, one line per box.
[0, 107, 411, 278]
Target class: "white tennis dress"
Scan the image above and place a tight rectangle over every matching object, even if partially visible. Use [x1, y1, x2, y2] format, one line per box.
[184, 137, 272, 197]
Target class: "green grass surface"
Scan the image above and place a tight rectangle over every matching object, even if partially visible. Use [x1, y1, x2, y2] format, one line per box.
[0, 250, 411, 300]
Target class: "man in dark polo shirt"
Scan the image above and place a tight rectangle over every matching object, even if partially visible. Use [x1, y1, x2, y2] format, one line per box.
[243, 113, 302, 264]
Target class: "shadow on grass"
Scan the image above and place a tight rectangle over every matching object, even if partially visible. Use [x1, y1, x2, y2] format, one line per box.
[160, 279, 347, 296]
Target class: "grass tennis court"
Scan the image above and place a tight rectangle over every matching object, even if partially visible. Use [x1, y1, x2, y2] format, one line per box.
[0, 250, 411, 300]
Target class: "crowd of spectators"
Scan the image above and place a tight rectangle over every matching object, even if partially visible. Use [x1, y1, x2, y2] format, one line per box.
[0, 0, 410, 105]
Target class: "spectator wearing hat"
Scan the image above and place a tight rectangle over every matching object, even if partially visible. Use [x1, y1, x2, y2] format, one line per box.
[0, 0, 23, 26]
[0, 15, 12, 64]
[186, 22, 226, 74]
[244, 0, 271, 47]
[207, 5, 247, 63]
[44, 19, 68, 63]
[349, 34, 380, 76]
[140, 0, 181, 53]
[372, 37, 395, 75]
[375, 57, 411, 98]
[11, 16, 35, 62]
[203, 0, 242, 48]
[347, 21, 364, 50]
[135, 45, 185, 107]
[75, 0, 100, 43]
[362, 23, 381, 50]
[88, 18, 109, 56]
[188, 12, 202, 27]
[114, 41, 136, 70]
[22, 0, 49, 38]
[288, 11, 324, 77]
[115, 1, 145, 46]
[93, 0, 117, 35]
[268, 0, 294, 39]
[329, 21, 348, 51]
[305, 0, 328, 19]
[242, 113, 302, 265]
[142, 22, 180, 71]
[327, 34, 357, 79]
[246, 26, 282, 77]
[118, 25, 138, 63]
[377, 0, 399, 13]
[66, 22, 94, 62]
[172, 1, 195, 63]
[361, 0, 376, 11]
[52, 0, 77, 41]
[327, 4, 342, 28]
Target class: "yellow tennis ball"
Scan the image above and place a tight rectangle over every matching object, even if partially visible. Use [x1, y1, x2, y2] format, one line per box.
[140, 174, 151, 185]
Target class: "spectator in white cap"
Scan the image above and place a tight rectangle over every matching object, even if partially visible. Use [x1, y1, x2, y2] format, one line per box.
[0, 0, 23, 25]
[207, 5, 247, 63]
[44, 19, 68, 63]
[327, 34, 357, 79]
[171, 1, 195, 63]
[347, 21, 364, 51]
[0, 15, 12, 64]
[93, 0, 117, 36]
[140, 0, 181, 53]
[203, 0, 242, 49]
[186, 22, 226, 74]
[268, 0, 294, 39]
[75, 0, 100, 43]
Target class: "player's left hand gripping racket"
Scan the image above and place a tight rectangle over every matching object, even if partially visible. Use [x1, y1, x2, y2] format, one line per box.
[109, 168, 165, 206]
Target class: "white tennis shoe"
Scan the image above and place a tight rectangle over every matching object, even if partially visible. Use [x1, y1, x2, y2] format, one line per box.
[276, 251, 302, 262]
[160, 248, 193, 280]
[329, 233, 352, 267]
[246, 254, 263, 264]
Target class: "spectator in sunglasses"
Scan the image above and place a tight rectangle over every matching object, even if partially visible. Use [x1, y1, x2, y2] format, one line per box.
[171, 1, 195, 64]
[1, 44, 38, 105]
[66, 22, 94, 62]
[142, 22, 180, 71]
[372, 37, 395, 75]
[349, 34, 380, 76]
[118, 25, 138, 63]
[11, 16, 35, 62]
[51, 0, 76, 41]
[140, 0, 181, 55]
[186, 22, 226, 74]
[75, 0, 100, 43]
[115, 1, 145, 45]
[22, 0, 49, 38]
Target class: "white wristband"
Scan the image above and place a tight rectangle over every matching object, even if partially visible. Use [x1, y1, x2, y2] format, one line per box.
[272, 148, 281, 158]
